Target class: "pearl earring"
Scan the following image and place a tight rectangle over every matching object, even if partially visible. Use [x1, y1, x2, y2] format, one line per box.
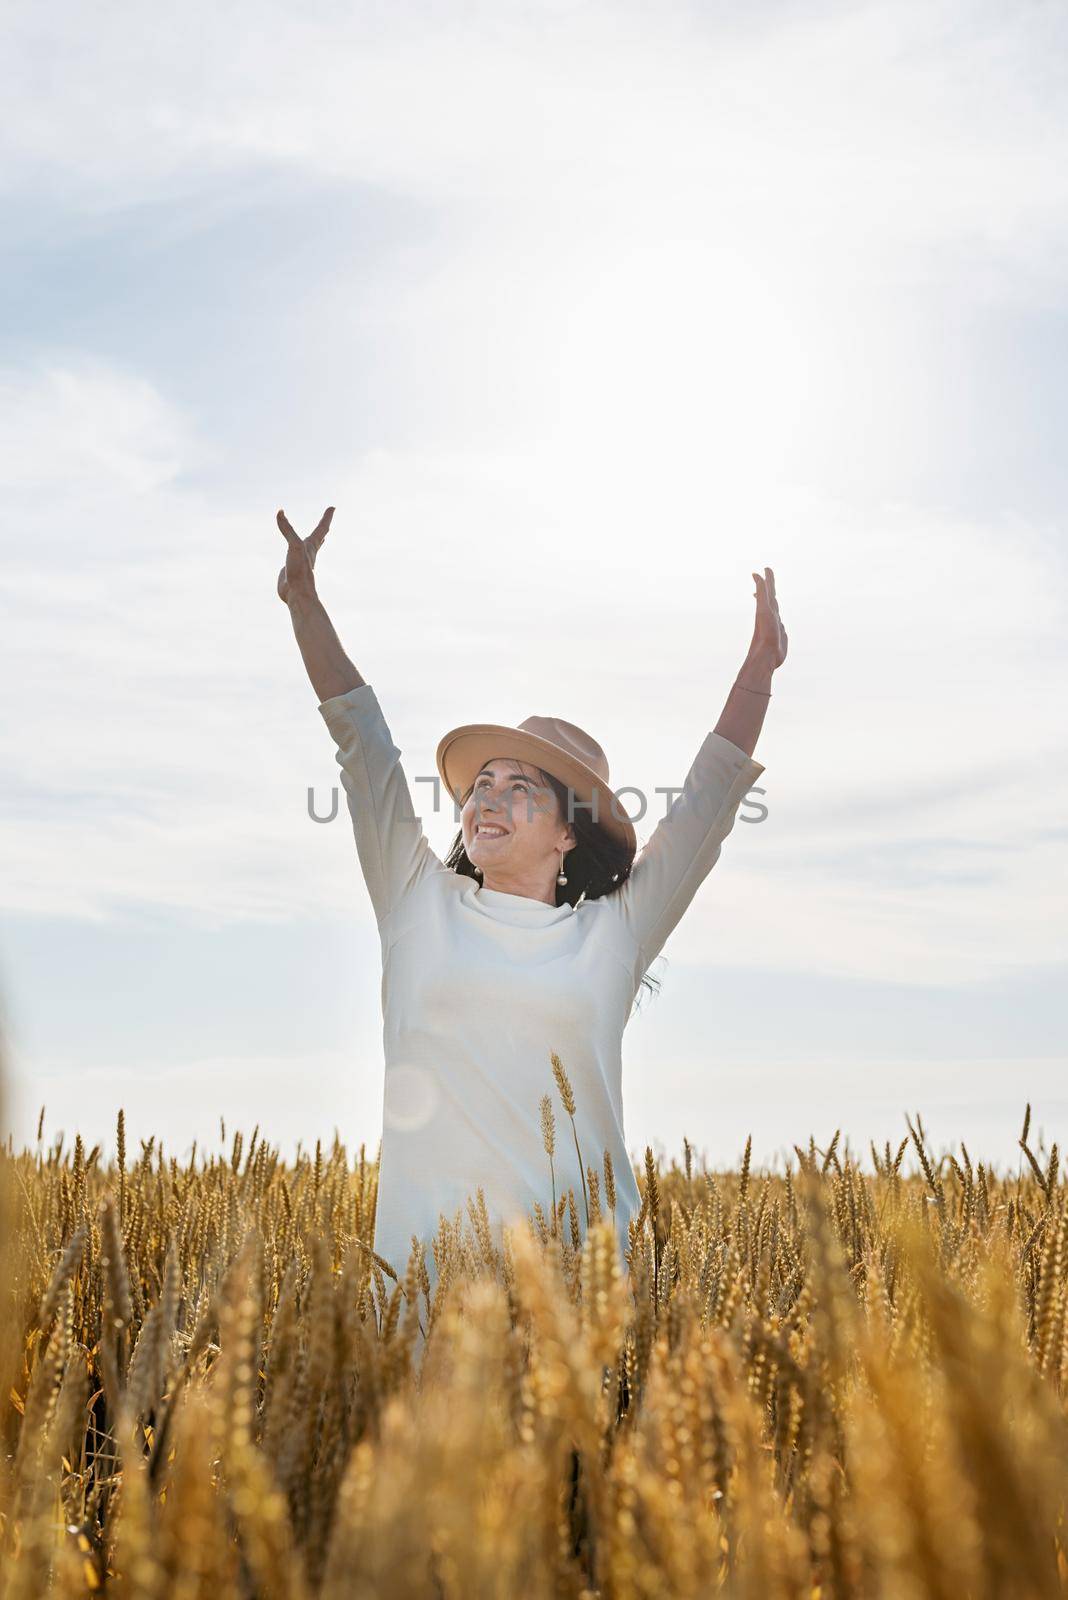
[557, 848, 568, 886]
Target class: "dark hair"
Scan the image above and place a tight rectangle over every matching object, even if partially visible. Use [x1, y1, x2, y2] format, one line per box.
[442, 764, 662, 1009]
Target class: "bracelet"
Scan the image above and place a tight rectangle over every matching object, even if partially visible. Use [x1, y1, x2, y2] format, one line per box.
[734, 679, 772, 697]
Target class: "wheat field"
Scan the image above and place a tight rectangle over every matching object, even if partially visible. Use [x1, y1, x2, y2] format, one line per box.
[1, 1065, 1066, 1599]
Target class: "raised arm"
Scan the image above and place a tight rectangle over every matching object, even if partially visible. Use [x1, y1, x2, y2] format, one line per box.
[712, 568, 787, 755]
[610, 727, 765, 970]
[609, 566, 786, 971]
[277, 505, 441, 938]
[277, 506, 364, 702]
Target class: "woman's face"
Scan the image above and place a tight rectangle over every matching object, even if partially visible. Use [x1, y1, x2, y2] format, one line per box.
[462, 757, 575, 877]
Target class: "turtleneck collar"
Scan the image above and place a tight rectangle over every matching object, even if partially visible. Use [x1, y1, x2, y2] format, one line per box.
[464, 880, 576, 926]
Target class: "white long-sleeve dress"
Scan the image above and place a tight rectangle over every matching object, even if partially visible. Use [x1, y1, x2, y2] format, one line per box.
[318, 683, 765, 1292]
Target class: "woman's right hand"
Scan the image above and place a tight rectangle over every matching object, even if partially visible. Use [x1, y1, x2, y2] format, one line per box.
[276, 506, 334, 605]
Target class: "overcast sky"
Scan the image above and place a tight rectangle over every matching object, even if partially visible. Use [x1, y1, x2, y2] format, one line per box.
[1, 0, 1066, 1174]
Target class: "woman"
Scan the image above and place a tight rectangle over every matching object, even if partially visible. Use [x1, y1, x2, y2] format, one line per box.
[277, 506, 786, 1305]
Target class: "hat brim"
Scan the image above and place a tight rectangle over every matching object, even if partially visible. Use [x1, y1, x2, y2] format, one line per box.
[435, 722, 637, 855]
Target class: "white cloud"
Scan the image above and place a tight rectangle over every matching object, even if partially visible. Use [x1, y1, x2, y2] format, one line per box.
[5, 2, 1068, 304]
[0, 356, 1063, 990]
[0, 361, 201, 499]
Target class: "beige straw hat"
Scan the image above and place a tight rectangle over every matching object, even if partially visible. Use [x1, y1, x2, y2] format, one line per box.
[436, 712, 637, 855]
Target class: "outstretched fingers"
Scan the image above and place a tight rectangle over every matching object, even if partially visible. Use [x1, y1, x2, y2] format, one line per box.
[309, 505, 335, 552]
[752, 567, 779, 611]
[277, 508, 301, 547]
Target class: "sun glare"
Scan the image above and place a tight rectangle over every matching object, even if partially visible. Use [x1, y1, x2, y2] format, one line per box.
[547, 241, 817, 487]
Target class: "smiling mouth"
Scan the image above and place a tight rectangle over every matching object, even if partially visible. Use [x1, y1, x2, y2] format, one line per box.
[475, 824, 509, 838]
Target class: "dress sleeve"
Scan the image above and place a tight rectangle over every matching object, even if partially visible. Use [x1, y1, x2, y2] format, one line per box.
[317, 683, 444, 938]
[609, 730, 765, 970]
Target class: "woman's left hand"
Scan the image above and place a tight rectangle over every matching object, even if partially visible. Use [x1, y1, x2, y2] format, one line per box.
[751, 566, 788, 669]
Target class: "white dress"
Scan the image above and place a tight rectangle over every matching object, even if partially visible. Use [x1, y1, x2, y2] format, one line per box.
[318, 683, 765, 1294]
